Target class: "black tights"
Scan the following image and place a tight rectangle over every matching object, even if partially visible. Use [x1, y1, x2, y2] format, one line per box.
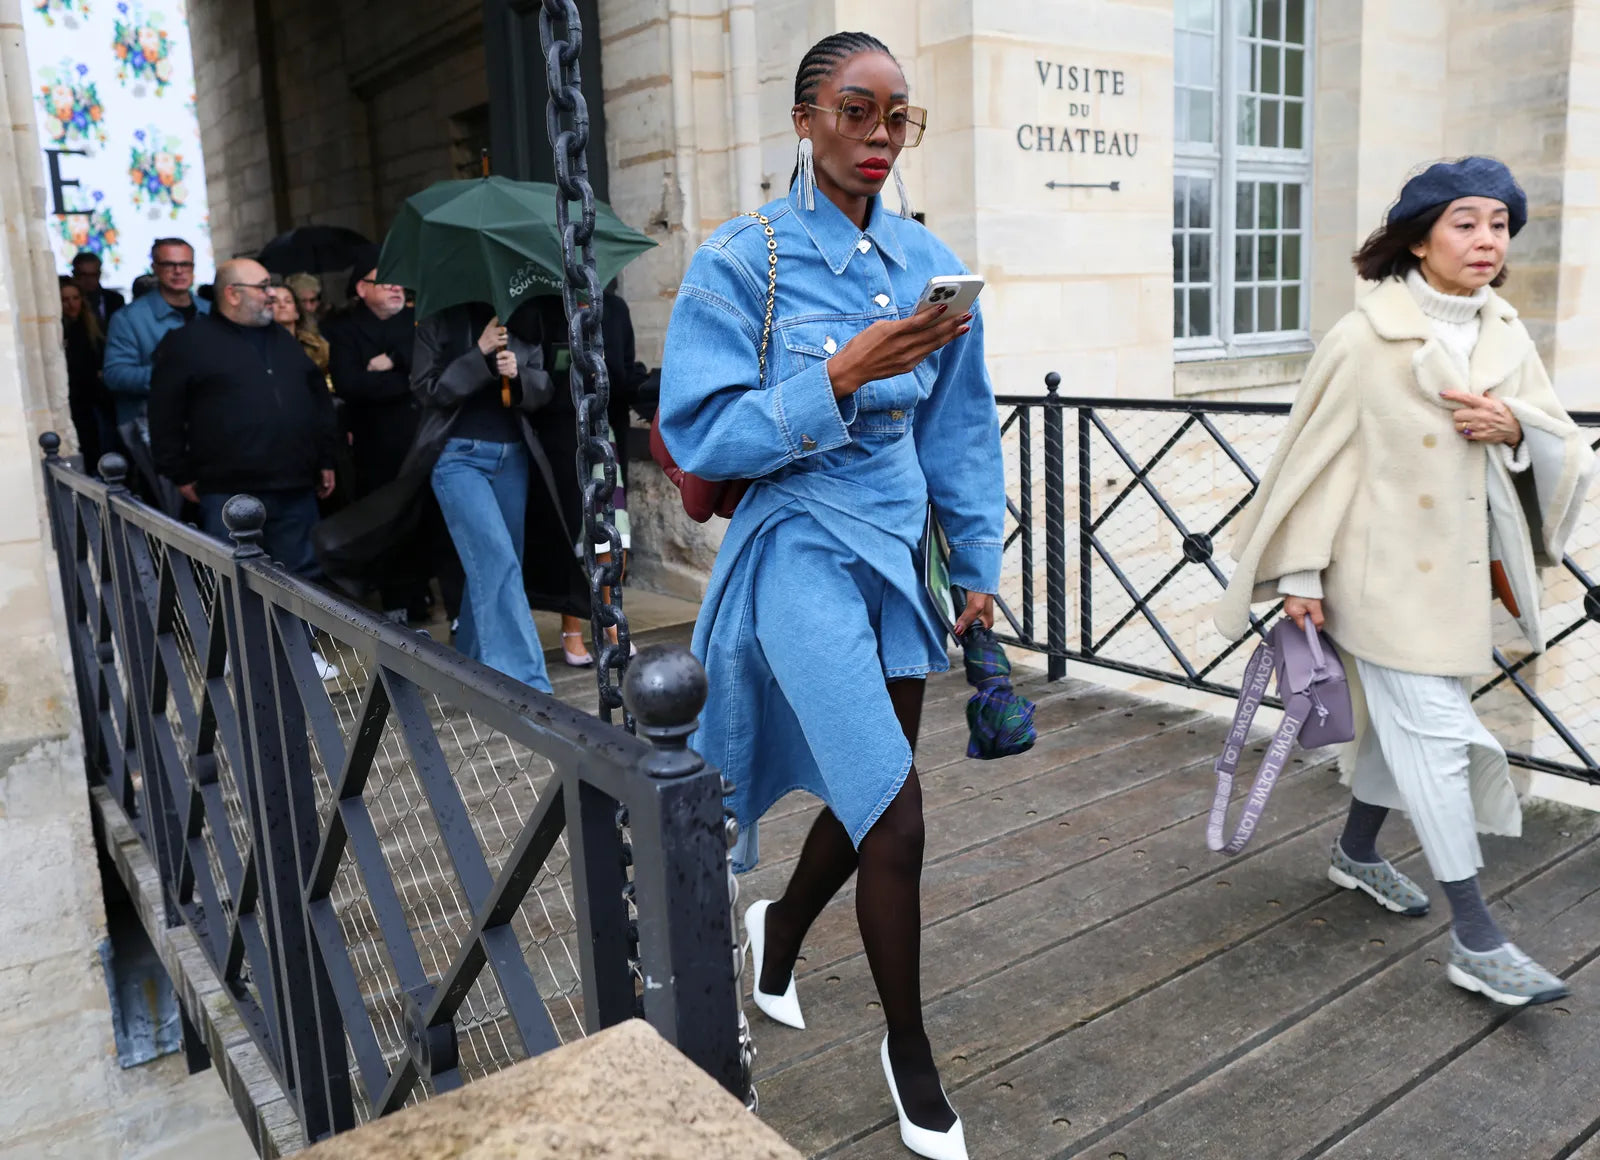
[759, 679, 956, 1132]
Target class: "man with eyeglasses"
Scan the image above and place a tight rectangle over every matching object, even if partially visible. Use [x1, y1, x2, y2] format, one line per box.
[322, 247, 431, 620]
[148, 258, 339, 587]
[103, 237, 208, 428]
[71, 250, 125, 324]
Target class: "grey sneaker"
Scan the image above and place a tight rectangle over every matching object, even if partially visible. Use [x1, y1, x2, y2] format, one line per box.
[1327, 842, 1430, 916]
[1447, 936, 1569, 1006]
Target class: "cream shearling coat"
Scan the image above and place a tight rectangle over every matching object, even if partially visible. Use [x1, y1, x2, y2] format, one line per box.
[1215, 276, 1595, 675]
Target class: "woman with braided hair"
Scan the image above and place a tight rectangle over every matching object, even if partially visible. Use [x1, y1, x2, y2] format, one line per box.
[659, 31, 1003, 1160]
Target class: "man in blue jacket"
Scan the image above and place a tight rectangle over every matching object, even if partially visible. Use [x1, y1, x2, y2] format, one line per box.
[103, 237, 207, 428]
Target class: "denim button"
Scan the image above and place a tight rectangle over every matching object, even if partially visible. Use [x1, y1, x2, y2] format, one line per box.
[800, 435, 817, 452]
[857, 238, 871, 254]
[823, 337, 837, 355]
[874, 293, 891, 308]
[889, 409, 905, 420]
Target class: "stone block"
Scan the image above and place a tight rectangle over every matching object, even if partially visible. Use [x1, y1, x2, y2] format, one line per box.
[302, 1020, 797, 1159]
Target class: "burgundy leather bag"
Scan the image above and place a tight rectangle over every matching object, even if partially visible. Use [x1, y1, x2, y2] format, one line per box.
[648, 414, 750, 523]
[649, 210, 775, 523]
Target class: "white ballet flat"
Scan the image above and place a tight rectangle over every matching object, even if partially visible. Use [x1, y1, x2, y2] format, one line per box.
[743, 899, 805, 1029]
[881, 1036, 968, 1160]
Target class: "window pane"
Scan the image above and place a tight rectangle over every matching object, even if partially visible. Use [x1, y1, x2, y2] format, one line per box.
[1174, 235, 1185, 281]
[1284, 100, 1304, 149]
[1282, 285, 1300, 330]
[1261, 99, 1280, 147]
[1235, 233, 1254, 280]
[1236, 181, 1256, 228]
[1285, 48, 1305, 96]
[1190, 288, 1212, 336]
[1179, 0, 1217, 32]
[1258, 287, 1278, 331]
[1237, 0, 1257, 38]
[1174, 178, 1188, 228]
[1190, 95, 1215, 144]
[1286, 0, 1306, 44]
[1174, 288, 1186, 338]
[1235, 287, 1253, 331]
[1259, 182, 1279, 228]
[1258, 235, 1278, 279]
[1189, 179, 1213, 228]
[1175, 89, 1190, 143]
[1283, 182, 1302, 228]
[1189, 233, 1211, 278]
[1185, 32, 1215, 84]
[1262, 46, 1281, 94]
[1283, 234, 1301, 279]
[1263, 0, 1282, 41]
[1237, 95, 1258, 145]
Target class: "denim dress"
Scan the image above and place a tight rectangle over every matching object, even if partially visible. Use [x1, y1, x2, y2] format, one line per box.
[659, 187, 1005, 871]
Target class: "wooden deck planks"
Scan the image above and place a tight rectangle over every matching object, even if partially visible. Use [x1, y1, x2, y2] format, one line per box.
[544, 637, 1600, 1160]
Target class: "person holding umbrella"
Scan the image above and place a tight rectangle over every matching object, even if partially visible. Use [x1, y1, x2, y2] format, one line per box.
[411, 301, 558, 690]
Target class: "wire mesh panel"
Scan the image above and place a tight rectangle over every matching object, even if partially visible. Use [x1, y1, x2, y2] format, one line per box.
[995, 396, 1600, 782]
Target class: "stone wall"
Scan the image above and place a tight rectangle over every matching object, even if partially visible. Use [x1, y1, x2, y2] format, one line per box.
[0, 4, 254, 1155]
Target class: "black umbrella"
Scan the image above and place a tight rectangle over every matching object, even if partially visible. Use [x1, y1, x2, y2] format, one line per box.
[256, 225, 373, 275]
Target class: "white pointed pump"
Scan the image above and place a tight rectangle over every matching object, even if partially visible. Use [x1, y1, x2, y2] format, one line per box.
[743, 899, 805, 1029]
[880, 1036, 969, 1160]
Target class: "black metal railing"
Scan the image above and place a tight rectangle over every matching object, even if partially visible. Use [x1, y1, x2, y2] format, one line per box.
[989, 378, 1600, 783]
[39, 435, 745, 1147]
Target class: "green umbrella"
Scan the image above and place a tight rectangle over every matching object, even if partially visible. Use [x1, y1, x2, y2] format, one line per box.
[376, 175, 656, 321]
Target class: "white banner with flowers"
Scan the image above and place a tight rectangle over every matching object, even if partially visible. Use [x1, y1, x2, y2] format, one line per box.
[24, 0, 215, 291]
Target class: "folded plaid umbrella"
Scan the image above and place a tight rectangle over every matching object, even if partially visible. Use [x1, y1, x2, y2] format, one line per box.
[959, 623, 1037, 760]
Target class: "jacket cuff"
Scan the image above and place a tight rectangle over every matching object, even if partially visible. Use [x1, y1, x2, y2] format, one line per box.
[1497, 439, 1532, 473]
[776, 361, 853, 459]
[948, 540, 1003, 595]
[1276, 569, 1324, 599]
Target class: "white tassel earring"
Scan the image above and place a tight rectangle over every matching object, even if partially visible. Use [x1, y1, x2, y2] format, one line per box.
[894, 164, 913, 218]
[796, 138, 816, 211]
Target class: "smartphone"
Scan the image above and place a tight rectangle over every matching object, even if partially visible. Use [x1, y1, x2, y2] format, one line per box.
[912, 274, 985, 317]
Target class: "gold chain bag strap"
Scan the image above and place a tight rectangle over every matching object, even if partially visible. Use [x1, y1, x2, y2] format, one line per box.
[649, 211, 775, 522]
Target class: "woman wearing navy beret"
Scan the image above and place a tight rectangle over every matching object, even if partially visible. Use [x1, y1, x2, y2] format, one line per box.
[1219, 157, 1596, 1005]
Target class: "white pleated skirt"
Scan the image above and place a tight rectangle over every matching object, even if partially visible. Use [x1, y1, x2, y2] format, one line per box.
[1347, 658, 1522, 884]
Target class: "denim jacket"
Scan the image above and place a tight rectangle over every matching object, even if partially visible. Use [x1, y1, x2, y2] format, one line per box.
[660, 187, 1006, 866]
[660, 185, 1004, 591]
[103, 292, 209, 423]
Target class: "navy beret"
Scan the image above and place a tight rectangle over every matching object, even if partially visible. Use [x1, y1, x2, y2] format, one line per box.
[1388, 156, 1528, 236]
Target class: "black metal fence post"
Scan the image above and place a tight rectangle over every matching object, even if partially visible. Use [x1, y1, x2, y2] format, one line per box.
[1078, 404, 1093, 660]
[621, 646, 744, 1098]
[1042, 373, 1068, 680]
[222, 496, 341, 1141]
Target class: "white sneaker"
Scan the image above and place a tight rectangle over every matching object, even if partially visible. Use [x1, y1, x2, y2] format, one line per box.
[313, 652, 340, 682]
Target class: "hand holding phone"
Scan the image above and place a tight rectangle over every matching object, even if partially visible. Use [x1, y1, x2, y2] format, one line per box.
[827, 279, 977, 400]
[913, 275, 985, 317]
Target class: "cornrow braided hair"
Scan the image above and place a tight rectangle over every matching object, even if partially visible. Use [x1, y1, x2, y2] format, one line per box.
[790, 32, 899, 190]
[794, 31, 896, 106]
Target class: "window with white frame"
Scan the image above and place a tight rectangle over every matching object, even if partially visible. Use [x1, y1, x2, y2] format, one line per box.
[1174, 0, 1313, 356]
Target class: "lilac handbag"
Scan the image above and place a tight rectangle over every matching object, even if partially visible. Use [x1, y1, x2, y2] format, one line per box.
[1207, 618, 1354, 855]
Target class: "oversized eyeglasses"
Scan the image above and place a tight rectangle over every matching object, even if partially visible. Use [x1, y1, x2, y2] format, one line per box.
[801, 98, 927, 147]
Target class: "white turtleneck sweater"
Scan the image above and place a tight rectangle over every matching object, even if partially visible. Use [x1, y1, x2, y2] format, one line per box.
[1276, 270, 1522, 601]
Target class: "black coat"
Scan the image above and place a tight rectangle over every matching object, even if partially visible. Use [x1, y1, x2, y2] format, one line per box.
[148, 312, 338, 494]
[313, 303, 588, 615]
[323, 303, 418, 496]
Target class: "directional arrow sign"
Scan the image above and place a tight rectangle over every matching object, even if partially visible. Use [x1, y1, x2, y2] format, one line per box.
[1045, 180, 1121, 191]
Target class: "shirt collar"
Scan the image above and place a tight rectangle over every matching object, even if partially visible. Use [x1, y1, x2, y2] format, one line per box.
[787, 183, 908, 273]
[152, 294, 205, 321]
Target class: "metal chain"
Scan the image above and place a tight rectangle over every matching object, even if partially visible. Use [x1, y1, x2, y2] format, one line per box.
[540, 0, 630, 725]
[539, 0, 757, 1110]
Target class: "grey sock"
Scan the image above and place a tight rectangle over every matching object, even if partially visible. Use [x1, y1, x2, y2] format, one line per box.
[1439, 876, 1505, 952]
[1338, 797, 1389, 865]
